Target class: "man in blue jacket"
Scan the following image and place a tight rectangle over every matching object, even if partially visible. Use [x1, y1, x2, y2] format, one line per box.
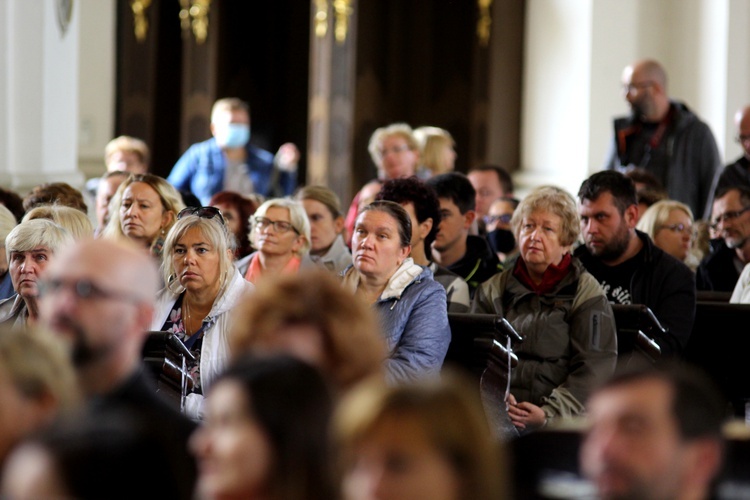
[575, 170, 696, 357]
[168, 97, 298, 205]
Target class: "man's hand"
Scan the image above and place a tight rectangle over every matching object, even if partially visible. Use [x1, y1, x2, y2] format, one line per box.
[275, 143, 300, 172]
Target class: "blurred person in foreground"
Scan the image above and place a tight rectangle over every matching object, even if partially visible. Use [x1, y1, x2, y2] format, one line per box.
[580, 361, 726, 500]
[230, 268, 385, 395]
[334, 371, 507, 500]
[39, 238, 197, 499]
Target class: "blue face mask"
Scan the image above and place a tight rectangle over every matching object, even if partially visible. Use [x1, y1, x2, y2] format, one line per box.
[215, 123, 250, 149]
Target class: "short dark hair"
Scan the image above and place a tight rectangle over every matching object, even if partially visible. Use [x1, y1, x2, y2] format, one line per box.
[578, 171, 637, 215]
[714, 185, 750, 208]
[376, 176, 441, 252]
[359, 200, 412, 248]
[0, 186, 25, 223]
[591, 360, 727, 441]
[469, 164, 514, 194]
[23, 182, 88, 214]
[426, 172, 476, 214]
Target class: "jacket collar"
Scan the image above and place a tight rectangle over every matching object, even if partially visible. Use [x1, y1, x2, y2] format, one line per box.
[341, 258, 425, 301]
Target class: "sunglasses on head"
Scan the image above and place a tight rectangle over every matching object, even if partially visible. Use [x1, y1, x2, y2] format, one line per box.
[177, 206, 226, 226]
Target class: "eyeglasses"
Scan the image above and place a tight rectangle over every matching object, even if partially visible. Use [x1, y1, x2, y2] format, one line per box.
[622, 81, 654, 94]
[658, 223, 692, 235]
[254, 216, 299, 234]
[483, 214, 513, 226]
[178, 206, 226, 226]
[710, 206, 750, 230]
[735, 135, 750, 145]
[38, 278, 143, 304]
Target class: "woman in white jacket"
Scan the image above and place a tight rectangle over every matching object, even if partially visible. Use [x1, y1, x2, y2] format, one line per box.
[151, 207, 254, 420]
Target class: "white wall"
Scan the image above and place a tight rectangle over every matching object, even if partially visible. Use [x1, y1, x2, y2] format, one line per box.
[77, 0, 116, 180]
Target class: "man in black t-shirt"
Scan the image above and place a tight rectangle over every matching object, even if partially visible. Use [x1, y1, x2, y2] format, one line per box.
[574, 171, 696, 356]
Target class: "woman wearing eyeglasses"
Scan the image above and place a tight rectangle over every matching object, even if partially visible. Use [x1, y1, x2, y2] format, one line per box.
[236, 198, 311, 284]
[101, 173, 185, 260]
[151, 207, 255, 420]
[636, 199, 701, 270]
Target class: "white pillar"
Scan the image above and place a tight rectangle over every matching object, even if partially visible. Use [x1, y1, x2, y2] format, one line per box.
[0, 0, 84, 194]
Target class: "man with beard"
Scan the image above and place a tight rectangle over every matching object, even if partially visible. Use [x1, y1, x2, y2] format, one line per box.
[575, 171, 696, 356]
[580, 362, 726, 500]
[603, 59, 721, 220]
[39, 238, 197, 500]
[696, 186, 750, 292]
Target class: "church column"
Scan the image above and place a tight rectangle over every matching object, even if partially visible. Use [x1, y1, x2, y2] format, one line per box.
[0, 0, 84, 194]
[307, 0, 357, 204]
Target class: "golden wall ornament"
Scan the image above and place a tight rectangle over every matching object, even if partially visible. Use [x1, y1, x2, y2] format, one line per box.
[179, 0, 211, 45]
[130, 0, 152, 43]
[314, 0, 328, 38]
[333, 0, 352, 44]
[477, 0, 493, 47]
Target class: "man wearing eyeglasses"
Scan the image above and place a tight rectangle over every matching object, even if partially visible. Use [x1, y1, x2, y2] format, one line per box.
[38, 238, 198, 498]
[712, 106, 750, 195]
[696, 186, 750, 292]
[603, 59, 721, 221]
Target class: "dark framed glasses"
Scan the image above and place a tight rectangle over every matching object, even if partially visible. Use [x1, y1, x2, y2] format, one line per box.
[39, 278, 143, 304]
[254, 216, 298, 234]
[178, 206, 226, 226]
[710, 206, 750, 231]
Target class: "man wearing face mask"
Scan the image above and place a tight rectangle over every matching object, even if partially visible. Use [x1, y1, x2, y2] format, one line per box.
[168, 97, 299, 205]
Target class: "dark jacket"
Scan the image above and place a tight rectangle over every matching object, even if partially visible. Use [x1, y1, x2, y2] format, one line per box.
[696, 239, 743, 292]
[604, 101, 722, 220]
[447, 235, 502, 296]
[168, 137, 296, 204]
[575, 230, 696, 356]
[88, 368, 198, 500]
[472, 257, 617, 419]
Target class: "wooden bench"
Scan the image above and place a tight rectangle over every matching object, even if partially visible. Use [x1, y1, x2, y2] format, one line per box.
[685, 302, 750, 417]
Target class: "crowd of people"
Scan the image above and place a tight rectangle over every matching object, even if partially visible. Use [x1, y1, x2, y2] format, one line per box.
[0, 56, 747, 499]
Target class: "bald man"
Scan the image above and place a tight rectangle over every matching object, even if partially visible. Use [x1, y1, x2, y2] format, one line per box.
[39, 238, 197, 499]
[604, 59, 721, 220]
[714, 106, 750, 194]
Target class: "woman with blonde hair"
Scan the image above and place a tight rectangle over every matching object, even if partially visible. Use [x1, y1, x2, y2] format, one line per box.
[101, 173, 185, 259]
[230, 268, 385, 394]
[236, 198, 310, 284]
[636, 199, 700, 270]
[0, 325, 80, 468]
[334, 372, 507, 500]
[152, 207, 254, 420]
[22, 205, 94, 241]
[413, 126, 457, 178]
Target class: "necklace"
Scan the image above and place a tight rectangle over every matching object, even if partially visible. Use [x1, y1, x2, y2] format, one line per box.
[183, 297, 202, 335]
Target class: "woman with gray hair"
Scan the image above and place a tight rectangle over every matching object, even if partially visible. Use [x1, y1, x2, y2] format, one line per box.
[236, 198, 310, 284]
[0, 219, 74, 327]
[473, 185, 617, 433]
[151, 207, 255, 420]
[0, 205, 18, 301]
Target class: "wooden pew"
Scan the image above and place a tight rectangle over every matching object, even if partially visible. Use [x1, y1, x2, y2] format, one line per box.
[610, 304, 663, 373]
[444, 313, 522, 441]
[685, 302, 750, 417]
